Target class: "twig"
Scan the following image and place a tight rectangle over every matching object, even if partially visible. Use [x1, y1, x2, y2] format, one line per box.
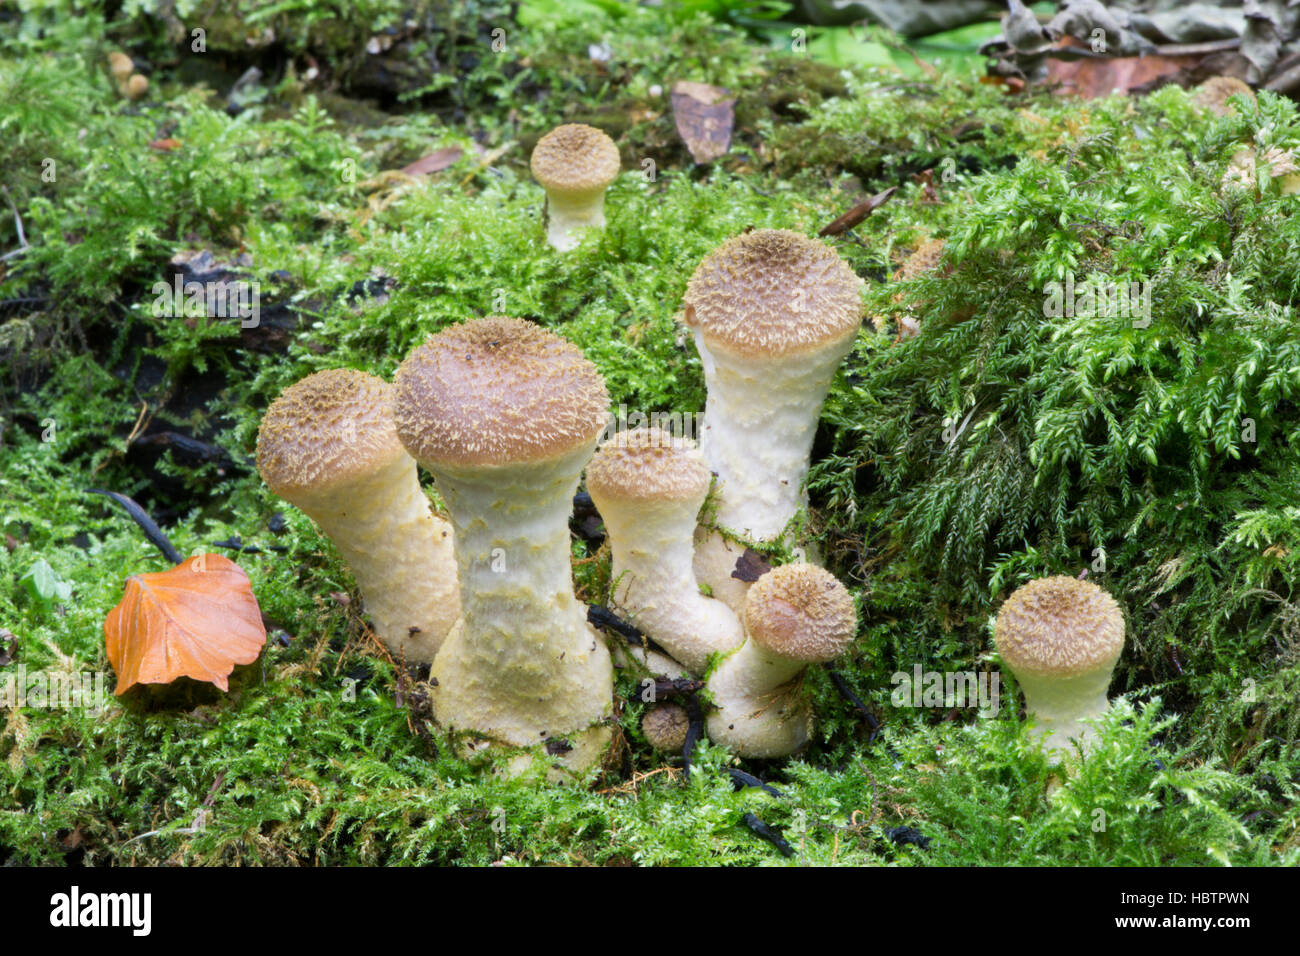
[0, 186, 28, 262]
[88, 489, 183, 564]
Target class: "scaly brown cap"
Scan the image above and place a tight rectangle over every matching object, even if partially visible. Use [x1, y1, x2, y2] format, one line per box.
[1193, 77, 1255, 117]
[642, 703, 689, 752]
[256, 369, 406, 499]
[393, 316, 610, 468]
[586, 427, 710, 503]
[744, 564, 857, 663]
[530, 124, 621, 199]
[681, 229, 864, 359]
[994, 576, 1125, 678]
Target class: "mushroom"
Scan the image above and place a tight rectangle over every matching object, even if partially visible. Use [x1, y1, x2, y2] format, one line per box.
[993, 575, 1125, 760]
[585, 426, 744, 674]
[706, 563, 857, 758]
[681, 229, 865, 612]
[256, 369, 460, 663]
[1192, 76, 1254, 117]
[530, 123, 621, 251]
[642, 702, 690, 753]
[393, 316, 615, 774]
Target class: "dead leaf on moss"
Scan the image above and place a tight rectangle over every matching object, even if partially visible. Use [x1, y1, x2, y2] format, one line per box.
[105, 554, 266, 694]
[670, 81, 735, 164]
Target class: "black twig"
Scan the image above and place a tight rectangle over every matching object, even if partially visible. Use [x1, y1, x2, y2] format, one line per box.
[88, 489, 183, 565]
[727, 768, 786, 799]
[741, 813, 795, 857]
[826, 667, 883, 743]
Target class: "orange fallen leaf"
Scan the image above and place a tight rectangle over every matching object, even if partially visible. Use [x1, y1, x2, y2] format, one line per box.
[148, 138, 182, 151]
[105, 554, 266, 695]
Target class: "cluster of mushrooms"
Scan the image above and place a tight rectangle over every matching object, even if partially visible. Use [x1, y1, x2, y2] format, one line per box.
[255, 123, 1128, 778]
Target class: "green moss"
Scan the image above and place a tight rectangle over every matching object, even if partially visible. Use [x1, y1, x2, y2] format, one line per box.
[2, 2, 1298, 866]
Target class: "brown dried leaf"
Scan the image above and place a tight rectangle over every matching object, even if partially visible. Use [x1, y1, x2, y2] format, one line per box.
[670, 81, 735, 164]
[400, 146, 464, 177]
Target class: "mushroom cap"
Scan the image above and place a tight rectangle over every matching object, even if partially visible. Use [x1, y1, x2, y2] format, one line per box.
[586, 427, 710, 503]
[1193, 76, 1255, 117]
[393, 316, 610, 468]
[108, 51, 133, 78]
[744, 564, 857, 663]
[681, 229, 864, 359]
[642, 702, 689, 752]
[994, 576, 1125, 679]
[530, 124, 621, 199]
[256, 369, 406, 499]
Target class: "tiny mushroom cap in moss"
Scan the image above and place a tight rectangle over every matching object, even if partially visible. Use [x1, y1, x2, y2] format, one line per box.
[643, 702, 690, 752]
[393, 316, 610, 469]
[745, 563, 858, 663]
[530, 123, 621, 200]
[586, 426, 744, 674]
[1193, 76, 1255, 117]
[585, 426, 711, 503]
[681, 228, 864, 359]
[255, 369, 460, 663]
[108, 51, 133, 80]
[994, 575, 1126, 760]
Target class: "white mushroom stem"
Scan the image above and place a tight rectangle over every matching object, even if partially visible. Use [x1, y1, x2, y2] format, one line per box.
[1016, 669, 1113, 755]
[602, 498, 743, 675]
[706, 641, 812, 758]
[546, 189, 608, 252]
[430, 444, 613, 764]
[294, 456, 458, 662]
[693, 333, 855, 612]
[696, 333, 854, 541]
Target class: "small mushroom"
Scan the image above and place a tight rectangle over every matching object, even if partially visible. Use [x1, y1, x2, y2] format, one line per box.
[256, 369, 460, 663]
[530, 123, 621, 251]
[393, 316, 615, 775]
[642, 702, 689, 753]
[993, 575, 1125, 760]
[585, 427, 744, 674]
[706, 563, 857, 758]
[681, 229, 865, 612]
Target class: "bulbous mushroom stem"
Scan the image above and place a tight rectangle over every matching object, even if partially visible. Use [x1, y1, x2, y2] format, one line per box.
[1014, 669, 1113, 756]
[586, 427, 743, 674]
[256, 369, 460, 664]
[706, 640, 814, 757]
[429, 445, 613, 767]
[292, 456, 459, 663]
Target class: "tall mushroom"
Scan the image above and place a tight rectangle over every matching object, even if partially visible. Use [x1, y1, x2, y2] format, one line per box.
[681, 229, 865, 612]
[993, 575, 1125, 760]
[706, 563, 857, 758]
[530, 123, 621, 251]
[585, 426, 744, 674]
[256, 369, 459, 663]
[393, 316, 615, 774]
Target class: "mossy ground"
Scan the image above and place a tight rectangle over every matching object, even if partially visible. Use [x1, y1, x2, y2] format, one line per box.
[1, 1, 1297, 865]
